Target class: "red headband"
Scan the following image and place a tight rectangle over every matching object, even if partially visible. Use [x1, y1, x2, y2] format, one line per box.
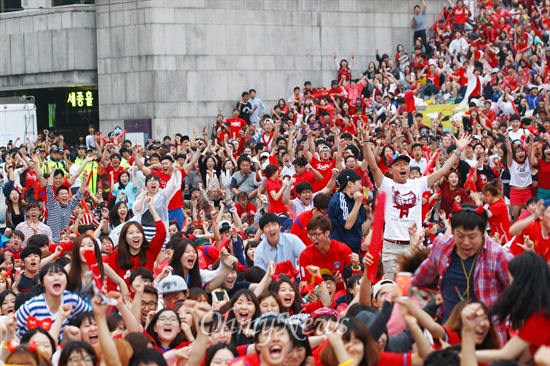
[453, 202, 484, 215]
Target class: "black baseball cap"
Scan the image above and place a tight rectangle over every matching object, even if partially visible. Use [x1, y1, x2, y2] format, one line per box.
[336, 169, 362, 191]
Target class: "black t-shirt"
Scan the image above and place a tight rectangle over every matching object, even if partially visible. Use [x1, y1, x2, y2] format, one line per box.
[441, 249, 477, 321]
[18, 272, 35, 294]
[456, 160, 471, 188]
[236, 101, 252, 124]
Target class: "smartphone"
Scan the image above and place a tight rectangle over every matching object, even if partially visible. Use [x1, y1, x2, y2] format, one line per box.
[225, 203, 233, 210]
[363, 188, 369, 198]
[213, 289, 229, 302]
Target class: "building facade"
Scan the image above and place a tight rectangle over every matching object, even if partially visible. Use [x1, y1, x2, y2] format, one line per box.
[0, 0, 438, 143]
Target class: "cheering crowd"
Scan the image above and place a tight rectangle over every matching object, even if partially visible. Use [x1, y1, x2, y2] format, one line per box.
[1, 0, 550, 365]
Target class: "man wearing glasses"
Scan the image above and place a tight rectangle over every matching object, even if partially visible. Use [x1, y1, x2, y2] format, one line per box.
[15, 203, 53, 246]
[299, 215, 352, 290]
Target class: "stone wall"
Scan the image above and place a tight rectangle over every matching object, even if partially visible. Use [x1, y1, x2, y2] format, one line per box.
[1, 1, 441, 135]
[0, 5, 97, 90]
[96, 0, 441, 136]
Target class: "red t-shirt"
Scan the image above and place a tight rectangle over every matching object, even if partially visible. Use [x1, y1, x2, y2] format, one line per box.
[312, 340, 412, 366]
[510, 220, 550, 262]
[433, 326, 462, 349]
[453, 6, 468, 24]
[517, 312, 550, 356]
[293, 170, 316, 196]
[265, 178, 285, 214]
[236, 202, 257, 219]
[226, 117, 248, 138]
[107, 220, 166, 291]
[309, 157, 335, 192]
[151, 168, 186, 210]
[487, 199, 511, 242]
[299, 239, 352, 283]
[537, 159, 550, 190]
[290, 209, 314, 247]
[404, 90, 416, 113]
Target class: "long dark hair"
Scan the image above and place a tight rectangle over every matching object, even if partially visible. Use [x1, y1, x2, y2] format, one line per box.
[491, 252, 550, 329]
[320, 319, 380, 366]
[168, 239, 202, 289]
[110, 201, 132, 228]
[67, 235, 104, 294]
[445, 298, 500, 349]
[20, 328, 56, 355]
[288, 323, 313, 366]
[58, 341, 98, 366]
[145, 309, 185, 350]
[117, 222, 149, 269]
[226, 289, 261, 331]
[6, 189, 26, 218]
[269, 274, 302, 315]
[205, 343, 238, 366]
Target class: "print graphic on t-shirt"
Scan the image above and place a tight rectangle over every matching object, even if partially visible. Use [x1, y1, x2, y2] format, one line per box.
[392, 187, 417, 218]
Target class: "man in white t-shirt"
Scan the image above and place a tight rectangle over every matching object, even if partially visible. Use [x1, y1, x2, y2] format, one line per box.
[361, 125, 471, 280]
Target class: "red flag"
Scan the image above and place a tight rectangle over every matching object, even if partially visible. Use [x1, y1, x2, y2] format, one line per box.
[423, 148, 441, 176]
[511, 100, 519, 115]
[82, 250, 103, 295]
[465, 166, 477, 192]
[81, 199, 91, 215]
[115, 130, 128, 143]
[367, 192, 386, 283]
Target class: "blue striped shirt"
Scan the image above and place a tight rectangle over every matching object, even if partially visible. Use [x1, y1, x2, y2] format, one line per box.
[16, 291, 91, 340]
[46, 185, 84, 242]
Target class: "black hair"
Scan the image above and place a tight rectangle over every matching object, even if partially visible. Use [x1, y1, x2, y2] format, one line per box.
[58, 341, 98, 366]
[243, 266, 266, 283]
[27, 234, 49, 249]
[125, 332, 154, 353]
[313, 193, 332, 210]
[20, 327, 56, 352]
[129, 267, 155, 285]
[145, 173, 160, 184]
[70, 311, 95, 328]
[491, 252, 550, 329]
[146, 309, 186, 348]
[296, 182, 313, 195]
[450, 203, 488, 233]
[259, 213, 280, 230]
[237, 155, 251, 167]
[56, 185, 69, 196]
[129, 348, 167, 366]
[205, 343, 239, 366]
[20, 245, 42, 261]
[292, 157, 308, 167]
[288, 323, 313, 366]
[160, 155, 173, 163]
[423, 348, 460, 366]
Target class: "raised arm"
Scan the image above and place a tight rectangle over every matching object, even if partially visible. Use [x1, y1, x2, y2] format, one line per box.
[359, 123, 385, 187]
[427, 133, 471, 187]
[132, 145, 152, 176]
[92, 296, 122, 366]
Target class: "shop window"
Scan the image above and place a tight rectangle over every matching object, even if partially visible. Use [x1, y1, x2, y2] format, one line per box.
[52, 0, 94, 5]
[0, 0, 22, 13]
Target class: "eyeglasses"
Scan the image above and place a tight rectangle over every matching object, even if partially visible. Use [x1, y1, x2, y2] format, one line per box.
[317, 209, 328, 216]
[68, 355, 94, 365]
[157, 316, 179, 324]
[307, 231, 325, 239]
[141, 301, 158, 309]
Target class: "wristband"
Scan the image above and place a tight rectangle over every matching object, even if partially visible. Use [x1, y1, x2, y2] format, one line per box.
[313, 276, 323, 286]
[453, 150, 461, 157]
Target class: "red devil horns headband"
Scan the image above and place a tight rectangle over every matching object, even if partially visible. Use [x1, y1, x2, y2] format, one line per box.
[453, 202, 484, 215]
